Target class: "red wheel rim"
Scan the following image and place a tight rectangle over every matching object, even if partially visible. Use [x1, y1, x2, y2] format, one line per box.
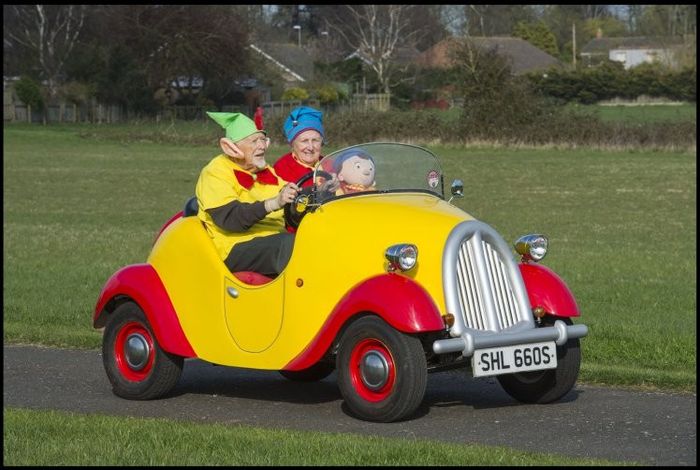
[114, 321, 155, 382]
[348, 338, 396, 402]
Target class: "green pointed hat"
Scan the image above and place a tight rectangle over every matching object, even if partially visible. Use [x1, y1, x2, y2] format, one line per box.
[206, 112, 266, 142]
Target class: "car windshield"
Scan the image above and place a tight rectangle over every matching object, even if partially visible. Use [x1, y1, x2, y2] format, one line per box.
[313, 142, 444, 203]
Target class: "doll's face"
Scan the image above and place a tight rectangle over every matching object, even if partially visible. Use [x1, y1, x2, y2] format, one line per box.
[338, 155, 375, 186]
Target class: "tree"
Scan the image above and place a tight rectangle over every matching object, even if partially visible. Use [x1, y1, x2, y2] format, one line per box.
[326, 5, 417, 94]
[512, 21, 559, 56]
[638, 5, 697, 36]
[4, 5, 86, 101]
[89, 6, 251, 106]
[466, 5, 537, 36]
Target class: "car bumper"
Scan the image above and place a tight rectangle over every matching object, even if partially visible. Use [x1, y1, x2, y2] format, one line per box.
[432, 320, 588, 357]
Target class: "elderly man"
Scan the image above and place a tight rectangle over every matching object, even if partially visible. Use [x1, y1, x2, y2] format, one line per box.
[196, 112, 299, 277]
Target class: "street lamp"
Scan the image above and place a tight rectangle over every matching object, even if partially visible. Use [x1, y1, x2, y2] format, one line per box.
[293, 24, 301, 47]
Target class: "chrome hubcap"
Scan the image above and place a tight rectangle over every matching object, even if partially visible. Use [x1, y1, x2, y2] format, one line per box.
[124, 333, 150, 370]
[360, 351, 389, 390]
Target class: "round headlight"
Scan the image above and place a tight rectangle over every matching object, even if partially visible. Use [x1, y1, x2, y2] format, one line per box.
[514, 234, 548, 262]
[385, 244, 418, 271]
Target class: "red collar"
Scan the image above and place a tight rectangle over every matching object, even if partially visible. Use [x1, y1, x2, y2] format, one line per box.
[234, 167, 279, 190]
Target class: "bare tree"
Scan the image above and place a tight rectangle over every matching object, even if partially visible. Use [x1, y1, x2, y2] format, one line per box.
[5, 5, 85, 101]
[5, 5, 85, 100]
[328, 5, 417, 94]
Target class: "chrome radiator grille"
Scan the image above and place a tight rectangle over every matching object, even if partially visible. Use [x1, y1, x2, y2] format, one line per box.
[456, 237, 520, 330]
[443, 221, 532, 337]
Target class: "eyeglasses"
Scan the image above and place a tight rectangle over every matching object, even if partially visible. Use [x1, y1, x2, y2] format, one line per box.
[246, 136, 271, 147]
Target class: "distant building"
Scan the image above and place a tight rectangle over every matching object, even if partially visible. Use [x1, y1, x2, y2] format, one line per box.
[580, 36, 686, 69]
[417, 36, 562, 75]
[249, 43, 315, 84]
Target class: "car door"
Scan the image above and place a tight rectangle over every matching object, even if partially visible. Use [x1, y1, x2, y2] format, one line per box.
[224, 275, 284, 353]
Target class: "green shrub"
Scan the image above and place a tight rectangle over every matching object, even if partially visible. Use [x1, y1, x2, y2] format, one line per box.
[527, 63, 696, 103]
[14, 76, 45, 109]
[281, 87, 310, 101]
[316, 85, 340, 105]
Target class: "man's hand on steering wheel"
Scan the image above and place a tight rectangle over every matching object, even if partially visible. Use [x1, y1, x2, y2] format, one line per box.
[283, 170, 334, 230]
[265, 182, 300, 213]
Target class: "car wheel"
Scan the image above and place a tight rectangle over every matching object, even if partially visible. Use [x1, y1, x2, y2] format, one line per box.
[102, 301, 183, 400]
[279, 361, 335, 382]
[336, 316, 427, 422]
[497, 317, 581, 404]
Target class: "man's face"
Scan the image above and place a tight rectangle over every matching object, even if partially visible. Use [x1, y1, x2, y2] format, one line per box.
[235, 132, 270, 171]
[291, 129, 323, 166]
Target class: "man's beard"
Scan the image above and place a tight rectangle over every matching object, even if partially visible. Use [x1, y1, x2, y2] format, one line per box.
[253, 157, 267, 170]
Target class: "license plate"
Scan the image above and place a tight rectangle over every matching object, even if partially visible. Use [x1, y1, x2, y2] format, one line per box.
[472, 342, 557, 377]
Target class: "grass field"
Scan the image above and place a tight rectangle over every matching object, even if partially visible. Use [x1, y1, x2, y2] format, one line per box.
[3, 408, 626, 465]
[3, 122, 695, 464]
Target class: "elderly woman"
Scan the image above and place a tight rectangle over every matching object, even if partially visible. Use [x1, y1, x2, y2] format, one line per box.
[273, 106, 325, 187]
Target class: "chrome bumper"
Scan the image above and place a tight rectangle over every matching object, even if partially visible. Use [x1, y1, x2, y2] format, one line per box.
[432, 320, 588, 358]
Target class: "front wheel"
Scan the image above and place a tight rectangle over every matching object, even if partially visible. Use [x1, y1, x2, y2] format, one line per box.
[102, 301, 183, 400]
[336, 316, 427, 422]
[497, 317, 581, 404]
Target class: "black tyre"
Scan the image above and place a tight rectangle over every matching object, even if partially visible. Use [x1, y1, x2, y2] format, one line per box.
[102, 301, 183, 400]
[336, 316, 427, 422]
[497, 317, 581, 404]
[279, 361, 335, 382]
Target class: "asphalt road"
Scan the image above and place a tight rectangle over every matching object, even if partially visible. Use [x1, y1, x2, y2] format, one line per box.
[3, 344, 696, 466]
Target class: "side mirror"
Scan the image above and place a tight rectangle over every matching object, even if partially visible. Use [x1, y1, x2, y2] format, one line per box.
[448, 179, 464, 203]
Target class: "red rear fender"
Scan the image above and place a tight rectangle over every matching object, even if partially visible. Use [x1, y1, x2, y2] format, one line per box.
[93, 264, 196, 358]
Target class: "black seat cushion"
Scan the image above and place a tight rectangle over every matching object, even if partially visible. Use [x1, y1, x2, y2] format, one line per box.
[183, 196, 199, 217]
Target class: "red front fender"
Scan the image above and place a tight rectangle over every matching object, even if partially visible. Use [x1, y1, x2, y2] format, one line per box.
[519, 263, 580, 318]
[93, 263, 196, 358]
[284, 273, 445, 371]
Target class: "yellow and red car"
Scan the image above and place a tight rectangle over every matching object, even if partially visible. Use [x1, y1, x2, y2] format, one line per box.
[94, 142, 588, 423]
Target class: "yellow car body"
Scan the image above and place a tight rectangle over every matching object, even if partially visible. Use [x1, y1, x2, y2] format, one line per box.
[94, 142, 588, 422]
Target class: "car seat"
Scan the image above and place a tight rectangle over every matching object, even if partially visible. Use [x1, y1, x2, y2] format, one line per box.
[182, 196, 273, 286]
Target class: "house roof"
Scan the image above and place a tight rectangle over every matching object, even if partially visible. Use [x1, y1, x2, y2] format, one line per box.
[345, 45, 421, 66]
[581, 36, 686, 54]
[250, 43, 315, 82]
[417, 36, 562, 75]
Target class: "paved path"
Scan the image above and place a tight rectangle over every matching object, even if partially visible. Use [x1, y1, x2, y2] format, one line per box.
[3, 345, 696, 466]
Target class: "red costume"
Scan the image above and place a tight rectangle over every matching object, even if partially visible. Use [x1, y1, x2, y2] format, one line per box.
[273, 152, 324, 188]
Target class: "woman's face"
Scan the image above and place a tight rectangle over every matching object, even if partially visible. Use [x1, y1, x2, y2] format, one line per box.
[291, 129, 323, 166]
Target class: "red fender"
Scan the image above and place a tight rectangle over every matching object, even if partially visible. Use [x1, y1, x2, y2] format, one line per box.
[155, 211, 183, 242]
[284, 273, 445, 371]
[93, 263, 196, 358]
[519, 263, 580, 318]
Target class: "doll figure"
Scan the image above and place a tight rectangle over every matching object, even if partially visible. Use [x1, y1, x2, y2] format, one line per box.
[332, 149, 376, 195]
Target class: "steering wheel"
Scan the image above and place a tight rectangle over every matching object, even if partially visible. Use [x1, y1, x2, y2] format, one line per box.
[284, 170, 334, 230]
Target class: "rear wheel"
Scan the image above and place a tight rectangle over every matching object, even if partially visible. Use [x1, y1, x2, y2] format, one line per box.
[497, 317, 581, 403]
[336, 316, 427, 422]
[102, 301, 183, 400]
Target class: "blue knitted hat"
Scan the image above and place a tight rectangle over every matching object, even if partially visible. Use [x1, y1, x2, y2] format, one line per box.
[284, 106, 324, 143]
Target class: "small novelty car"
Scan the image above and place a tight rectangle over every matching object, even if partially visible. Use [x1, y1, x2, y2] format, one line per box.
[94, 142, 588, 423]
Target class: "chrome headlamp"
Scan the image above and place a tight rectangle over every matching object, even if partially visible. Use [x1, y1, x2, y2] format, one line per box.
[385, 244, 418, 272]
[514, 234, 548, 262]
